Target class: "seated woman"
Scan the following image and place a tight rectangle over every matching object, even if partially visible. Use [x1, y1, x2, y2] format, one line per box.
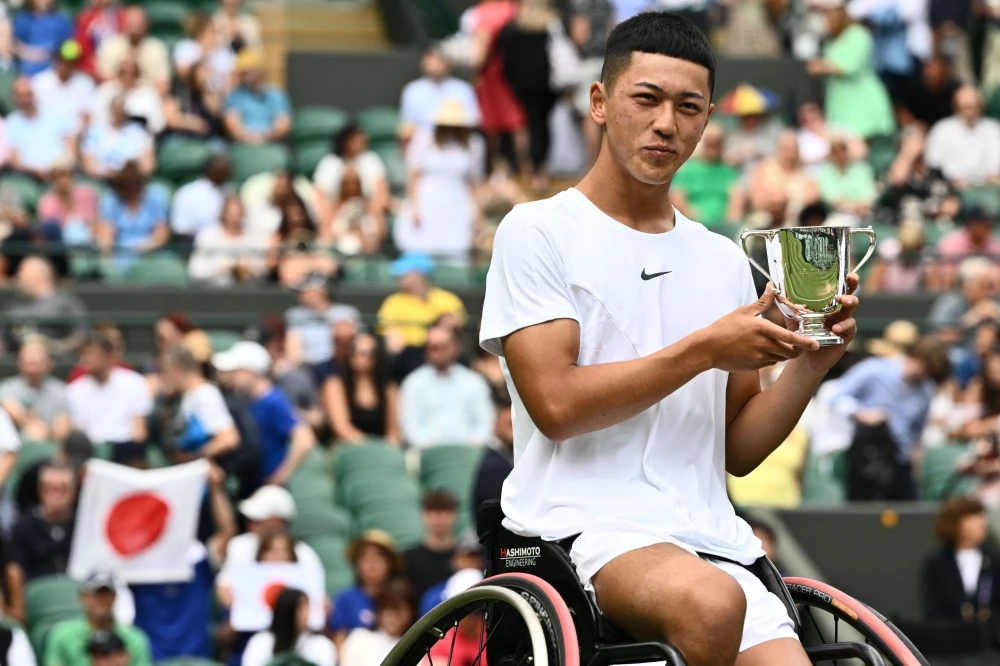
[242, 588, 335, 666]
[189, 195, 269, 285]
[172, 13, 234, 94]
[328, 530, 401, 649]
[267, 196, 337, 288]
[97, 161, 170, 271]
[323, 333, 399, 444]
[36, 162, 99, 248]
[879, 131, 961, 224]
[865, 221, 929, 294]
[81, 95, 155, 179]
[91, 55, 165, 135]
[814, 134, 877, 218]
[745, 130, 820, 227]
[327, 166, 383, 256]
[164, 59, 226, 142]
[340, 580, 416, 666]
[313, 122, 389, 237]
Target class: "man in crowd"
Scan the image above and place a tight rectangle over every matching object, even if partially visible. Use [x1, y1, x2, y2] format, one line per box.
[223, 49, 291, 144]
[32, 39, 95, 138]
[936, 206, 1000, 283]
[402, 490, 458, 599]
[900, 55, 960, 129]
[399, 44, 479, 131]
[669, 122, 741, 230]
[0, 336, 71, 441]
[44, 573, 152, 666]
[473, 394, 515, 533]
[925, 85, 1000, 189]
[283, 272, 361, 386]
[169, 155, 233, 247]
[95, 6, 170, 91]
[211, 341, 316, 485]
[86, 630, 131, 666]
[257, 316, 323, 431]
[2, 257, 88, 358]
[418, 533, 485, 615]
[832, 336, 952, 500]
[928, 257, 1000, 347]
[569, 0, 614, 162]
[6, 77, 76, 181]
[399, 324, 494, 448]
[66, 333, 153, 467]
[0, 403, 20, 505]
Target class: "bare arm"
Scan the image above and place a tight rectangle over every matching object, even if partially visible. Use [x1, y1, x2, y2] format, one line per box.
[200, 425, 240, 460]
[0, 451, 16, 487]
[384, 384, 401, 445]
[131, 415, 148, 443]
[5, 563, 23, 623]
[206, 464, 237, 561]
[265, 423, 315, 486]
[284, 329, 303, 366]
[269, 113, 291, 141]
[322, 376, 366, 443]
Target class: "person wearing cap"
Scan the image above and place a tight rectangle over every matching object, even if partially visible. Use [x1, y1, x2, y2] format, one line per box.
[32, 39, 95, 137]
[44, 573, 152, 666]
[340, 579, 416, 666]
[12, 0, 73, 76]
[212, 341, 316, 485]
[925, 85, 1000, 189]
[328, 530, 402, 647]
[223, 49, 290, 144]
[937, 205, 1000, 283]
[95, 6, 170, 92]
[86, 629, 128, 666]
[283, 271, 361, 386]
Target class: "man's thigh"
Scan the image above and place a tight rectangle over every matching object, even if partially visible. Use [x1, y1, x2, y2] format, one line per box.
[735, 638, 811, 666]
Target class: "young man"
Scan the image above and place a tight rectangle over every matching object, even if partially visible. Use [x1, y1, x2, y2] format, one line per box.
[401, 490, 459, 599]
[480, 13, 861, 666]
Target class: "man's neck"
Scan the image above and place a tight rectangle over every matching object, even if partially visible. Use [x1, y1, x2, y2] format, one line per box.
[424, 534, 454, 551]
[88, 617, 113, 631]
[251, 378, 272, 399]
[42, 506, 69, 524]
[575, 150, 677, 233]
[432, 363, 453, 376]
[25, 375, 45, 388]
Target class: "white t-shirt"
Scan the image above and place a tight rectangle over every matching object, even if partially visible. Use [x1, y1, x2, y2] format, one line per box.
[0, 407, 22, 455]
[313, 152, 386, 200]
[31, 70, 95, 134]
[170, 178, 227, 237]
[955, 548, 983, 597]
[479, 188, 763, 564]
[340, 629, 398, 666]
[7, 627, 36, 666]
[242, 631, 336, 666]
[217, 532, 325, 588]
[178, 382, 235, 451]
[66, 368, 153, 443]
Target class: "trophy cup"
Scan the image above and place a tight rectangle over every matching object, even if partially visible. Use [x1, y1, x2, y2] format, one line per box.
[739, 226, 877, 346]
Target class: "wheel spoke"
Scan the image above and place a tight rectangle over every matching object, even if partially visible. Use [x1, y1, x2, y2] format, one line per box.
[471, 606, 509, 666]
[446, 620, 459, 666]
[425, 646, 435, 666]
[803, 605, 827, 645]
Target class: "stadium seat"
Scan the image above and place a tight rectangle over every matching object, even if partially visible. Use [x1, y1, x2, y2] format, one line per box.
[340, 257, 396, 286]
[372, 143, 406, 193]
[0, 69, 15, 114]
[866, 135, 899, 179]
[306, 534, 350, 572]
[801, 452, 846, 505]
[288, 475, 336, 506]
[25, 576, 82, 628]
[435, 264, 485, 288]
[357, 509, 424, 549]
[341, 475, 420, 512]
[963, 185, 1000, 216]
[230, 143, 291, 184]
[144, 0, 189, 33]
[294, 142, 330, 178]
[920, 443, 974, 501]
[292, 107, 349, 146]
[986, 87, 1000, 122]
[156, 32, 186, 57]
[418, 445, 485, 481]
[291, 505, 351, 540]
[331, 443, 406, 481]
[206, 329, 242, 353]
[157, 139, 214, 186]
[357, 106, 400, 143]
[8, 440, 58, 501]
[158, 659, 226, 666]
[0, 174, 45, 214]
[122, 252, 190, 286]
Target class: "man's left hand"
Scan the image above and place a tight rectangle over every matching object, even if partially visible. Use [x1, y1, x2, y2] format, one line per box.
[787, 272, 860, 373]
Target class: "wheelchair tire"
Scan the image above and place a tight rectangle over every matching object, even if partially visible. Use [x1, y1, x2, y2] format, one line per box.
[380, 584, 555, 666]
[785, 577, 931, 666]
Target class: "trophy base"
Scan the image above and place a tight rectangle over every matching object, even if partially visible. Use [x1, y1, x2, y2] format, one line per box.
[798, 320, 843, 346]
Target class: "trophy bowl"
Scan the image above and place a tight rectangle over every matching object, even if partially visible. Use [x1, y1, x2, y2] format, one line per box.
[739, 226, 876, 346]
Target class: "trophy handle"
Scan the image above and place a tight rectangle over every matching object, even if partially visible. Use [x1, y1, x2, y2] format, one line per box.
[739, 229, 774, 283]
[850, 227, 878, 275]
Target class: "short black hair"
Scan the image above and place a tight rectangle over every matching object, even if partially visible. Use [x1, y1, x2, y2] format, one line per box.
[422, 489, 458, 512]
[601, 12, 716, 98]
[80, 332, 115, 355]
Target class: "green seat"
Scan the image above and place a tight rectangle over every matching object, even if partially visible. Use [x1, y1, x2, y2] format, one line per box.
[434, 264, 483, 288]
[292, 505, 351, 540]
[801, 452, 846, 506]
[356, 107, 400, 143]
[25, 576, 82, 628]
[376, 145, 406, 193]
[0, 69, 15, 114]
[341, 476, 420, 512]
[325, 564, 355, 597]
[866, 135, 899, 180]
[0, 174, 45, 214]
[230, 143, 291, 184]
[306, 535, 350, 571]
[288, 475, 335, 505]
[206, 329, 242, 353]
[920, 443, 974, 501]
[357, 509, 424, 549]
[332, 443, 406, 482]
[340, 257, 395, 286]
[144, 0, 189, 33]
[293, 107, 349, 146]
[146, 446, 170, 469]
[157, 139, 213, 185]
[8, 440, 59, 501]
[963, 186, 1000, 216]
[419, 445, 485, 481]
[294, 142, 330, 178]
[986, 86, 1000, 122]
[122, 252, 190, 286]
[156, 31, 186, 57]
[158, 659, 226, 666]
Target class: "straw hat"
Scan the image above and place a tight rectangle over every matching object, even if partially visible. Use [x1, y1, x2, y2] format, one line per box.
[866, 320, 919, 357]
[236, 49, 264, 72]
[347, 529, 403, 574]
[433, 99, 475, 128]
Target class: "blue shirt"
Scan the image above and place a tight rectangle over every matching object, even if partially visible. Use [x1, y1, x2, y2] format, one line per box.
[328, 585, 374, 632]
[6, 110, 72, 171]
[99, 183, 169, 268]
[419, 582, 446, 617]
[830, 357, 937, 459]
[130, 554, 214, 661]
[224, 86, 290, 133]
[82, 122, 152, 174]
[251, 387, 298, 481]
[399, 76, 480, 130]
[13, 10, 73, 76]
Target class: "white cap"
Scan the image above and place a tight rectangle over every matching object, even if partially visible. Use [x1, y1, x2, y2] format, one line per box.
[238, 485, 296, 521]
[443, 568, 484, 600]
[212, 341, 271, 374]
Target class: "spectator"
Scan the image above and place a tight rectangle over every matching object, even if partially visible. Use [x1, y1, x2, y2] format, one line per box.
[925, 85, 1000, 188]
[85, 630, 130, 666]
[472, 346, 507, 402]
[164, 59, 226, 141]
[73, 0, 122, 79]
[256, 317, 323, 430]
[340, 580, 415, 666]
[2, 256, 87, 357]
[0, 625, 35, 666]
[922, 498, 999, 622]
[211, 341, 316, 485]
[267, 196, 337, 288]
[66, 332, 153, 466]
[32, 39, 95, 137]
[37, 162, 100, 248]
[807, 2, 895, 139]
[173, 13, 234, 94]
[10, 464, 76, 583]
[242, 588, 335, 666]
[0, 403, 18, 492]
[91, 55, 165, 135]
[568, 0, 613, 162]
[936, 207, 1000, 286]
[866, 221, 929, 294]
[952, 347, 1000, 443]
[243, 170, 311, 236]
[213, 0, 262, 52]
[171, 155, 233, 242]
[472, 396, 514, 533]
[0, 336, 70, 441]
[399, 44, 479, 131]
[847, 0, 931, 99]
[399, 325, 494, 448]
[722, 106, 783, 173]
[323, 333, 399, 443]
[328, 530, 401, 646]
[6, 76, 75, 181]
[97, 162, 170, 270]
[161, 345, 240, 462]
[814, 133, 878, 217]
[402, 490, 457, 600]
[900, 54, 961, 129]
[130, 463, 236, 661]
[66, 322, 132, 383]
[81, 95, 155, 179]
[224, 49, 290, 144]
[13, 0, 73, 76]
[394, 101, 485, 262]
[418, 535, 484, 617]
[880, 130, 960, 224]
[96, 6, 170, 91]
[669, 123, 741, 229]
[746, 130, 819, 227]
[313, 123, 388, 242]
[325, 166, 384, 257]
[283, 272, 361, 384]
[832, 336, 952, 500]
[188, 195, 270, 286]
[44, 573, 152, 666]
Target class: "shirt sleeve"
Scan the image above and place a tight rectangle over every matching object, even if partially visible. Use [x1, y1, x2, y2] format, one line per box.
[312, 156, 343, 198]
[196, 385, 236, 435]
[272, 89, 291, 116]
[0, 407, 21, 454]
[829, 359, 876, 418]
[271, 393, 299, 441]
[124, 627, 153, 666]
[128, 374, 154, 418]
[9, 627, 36, 666]
[479, 206, 579, 357]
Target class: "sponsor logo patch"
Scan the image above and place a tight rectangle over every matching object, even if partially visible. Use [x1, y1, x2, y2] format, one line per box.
[499, 546, 541, 568]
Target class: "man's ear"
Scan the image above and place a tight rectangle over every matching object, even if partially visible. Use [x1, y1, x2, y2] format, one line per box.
[590, 81, 608, 127]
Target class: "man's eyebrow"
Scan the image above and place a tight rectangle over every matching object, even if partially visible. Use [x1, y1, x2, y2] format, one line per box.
[634, 82, 707, 101]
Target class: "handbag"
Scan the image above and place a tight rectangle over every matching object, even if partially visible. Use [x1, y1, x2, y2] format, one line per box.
[547, 21, 582, 92]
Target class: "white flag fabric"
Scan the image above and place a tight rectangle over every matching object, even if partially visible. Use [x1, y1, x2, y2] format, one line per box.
[68, 459, 209, 584]
[228, 561, 326, 632]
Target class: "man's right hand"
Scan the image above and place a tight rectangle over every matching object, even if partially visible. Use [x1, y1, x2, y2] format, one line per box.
[697, 286, 820, 373]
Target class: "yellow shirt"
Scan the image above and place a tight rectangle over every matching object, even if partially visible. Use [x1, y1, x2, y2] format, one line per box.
[377, 287, 467, 347]
[727, 426, 808, 509]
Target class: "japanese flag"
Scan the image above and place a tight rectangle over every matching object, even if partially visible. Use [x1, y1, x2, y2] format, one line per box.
[68, 459, 209, 583]
[228, 562, 327, 631]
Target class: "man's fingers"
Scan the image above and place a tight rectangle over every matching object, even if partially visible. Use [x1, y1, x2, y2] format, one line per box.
[764, 322, 822, 350]
[769, 340, 804, 359]
[846, 273, 860, 294]
[745, 284, 776, 314]
[831, 317, 857, 337]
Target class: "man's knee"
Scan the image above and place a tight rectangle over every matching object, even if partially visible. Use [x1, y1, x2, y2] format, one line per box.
[670, 568, 747, 651]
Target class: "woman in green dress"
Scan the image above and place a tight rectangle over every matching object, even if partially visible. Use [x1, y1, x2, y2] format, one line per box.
[807, 3, 896, 139]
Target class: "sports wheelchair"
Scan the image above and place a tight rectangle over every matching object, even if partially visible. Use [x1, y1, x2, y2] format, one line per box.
[382, 501, 929, 666]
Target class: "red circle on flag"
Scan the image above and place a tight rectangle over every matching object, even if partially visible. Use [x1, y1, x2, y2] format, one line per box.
[105, 492, 170, 557]
[263, 582, 286, 609]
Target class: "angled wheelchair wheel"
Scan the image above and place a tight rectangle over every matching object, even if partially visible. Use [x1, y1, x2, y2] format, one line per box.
[785, 577, 931, 666]
[382, 573, 579, 666]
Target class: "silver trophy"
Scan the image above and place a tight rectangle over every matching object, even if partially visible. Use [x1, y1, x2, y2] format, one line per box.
[739, 226, 877, 346]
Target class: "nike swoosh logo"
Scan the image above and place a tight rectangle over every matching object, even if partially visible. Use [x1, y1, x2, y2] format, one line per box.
[641, 269, 672, 281]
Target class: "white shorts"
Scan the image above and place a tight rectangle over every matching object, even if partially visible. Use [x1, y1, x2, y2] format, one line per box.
[568, 529, 798, 653]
